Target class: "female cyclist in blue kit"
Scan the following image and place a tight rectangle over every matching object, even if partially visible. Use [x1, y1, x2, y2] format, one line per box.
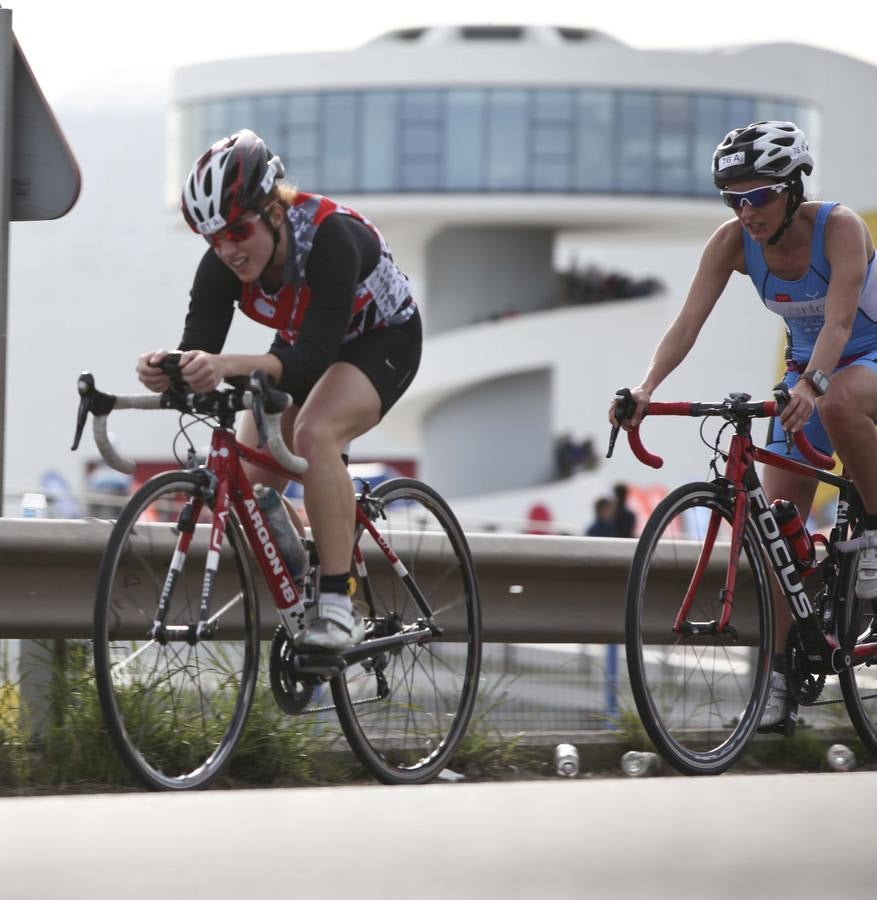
[610, 120, 877, 728]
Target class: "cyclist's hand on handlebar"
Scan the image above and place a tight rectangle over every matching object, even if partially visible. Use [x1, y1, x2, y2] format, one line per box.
[780, 379, 817, 434]
[609, 386, 651, 431]
[179, 350, 226, 394]
[137, 349, 172, 393]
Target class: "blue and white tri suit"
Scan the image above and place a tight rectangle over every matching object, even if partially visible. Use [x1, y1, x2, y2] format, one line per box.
[743, 201, 877, 459]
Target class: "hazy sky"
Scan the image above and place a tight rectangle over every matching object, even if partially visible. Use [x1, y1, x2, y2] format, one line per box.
[5, 0, 875, 105]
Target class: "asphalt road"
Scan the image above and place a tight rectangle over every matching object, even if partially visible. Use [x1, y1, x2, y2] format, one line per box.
[1, 773, 871, 898]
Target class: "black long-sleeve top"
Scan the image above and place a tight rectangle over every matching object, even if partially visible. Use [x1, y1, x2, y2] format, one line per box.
[178, 213, 380, 396]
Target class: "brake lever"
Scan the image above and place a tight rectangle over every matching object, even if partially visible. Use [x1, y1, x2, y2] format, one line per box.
[71, 373, 95, 451]
[247, 379, 269, 449]
[608, 388, 636, 459]
[772, 382, 794, 456]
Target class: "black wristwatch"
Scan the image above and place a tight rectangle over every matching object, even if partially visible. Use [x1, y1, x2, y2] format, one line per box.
[798, 369, 831, 396]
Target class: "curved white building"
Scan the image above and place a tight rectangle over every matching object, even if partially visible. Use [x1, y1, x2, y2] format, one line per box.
[166, 25, 877, 532]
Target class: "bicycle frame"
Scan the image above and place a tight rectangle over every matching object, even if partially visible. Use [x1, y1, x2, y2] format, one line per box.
[161, 426, 437, 647]
[636, 409, 877, 674]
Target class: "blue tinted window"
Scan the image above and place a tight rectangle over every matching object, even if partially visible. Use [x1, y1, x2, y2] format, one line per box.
[694, 95, 727, 194]
[573, 91, 614, 191]
[177, 88, 816, 198]
[403, 123, 442, 156]
[401, 160, 442, 191]
[618, 93, 655, 192]
[402, 91, 443, 121]
[445, 90, 485, 190]
[203, 100, 226, 144]
[486, 91, 528, 190]
[656, 94, 692, 194]
[284, 93, 320, 186]
[727, 96, 756, 130]
[323, 93, 357, 192]
[253, 95, 284, 154]
[533, 89, 573, 121]
[362, 92, 397, 192]
[226, 97, 254, 135]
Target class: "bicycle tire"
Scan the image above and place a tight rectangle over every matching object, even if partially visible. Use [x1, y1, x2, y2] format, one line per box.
[626, 481, 773, 775]
[838, 536, 877, 755]
[332, 478, 482, 784]
[93, 471, 260, 790]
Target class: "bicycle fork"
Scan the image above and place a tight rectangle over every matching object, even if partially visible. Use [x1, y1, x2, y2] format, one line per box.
[148, 480, 233, 645]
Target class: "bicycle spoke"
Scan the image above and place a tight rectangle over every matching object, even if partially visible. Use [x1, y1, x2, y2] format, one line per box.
[94, 475, 259, 790]
[332, 479, 480, 783]
[626, 483, 771, 774]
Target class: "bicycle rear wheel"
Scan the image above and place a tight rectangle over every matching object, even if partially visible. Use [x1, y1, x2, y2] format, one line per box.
[839, 540, 877, 755]
[93, 471, 260, 790]
[332, 478, 481, 784]
[626, 482, 773, 775]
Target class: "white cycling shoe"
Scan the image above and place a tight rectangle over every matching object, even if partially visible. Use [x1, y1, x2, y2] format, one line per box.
[856, 535, 877, 600]
[757, 670, 790, 730]
[296, 593, 366, 651]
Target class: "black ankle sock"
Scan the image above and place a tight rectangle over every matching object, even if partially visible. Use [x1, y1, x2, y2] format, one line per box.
[772, 653, 786, 675]
[863, 513, 877, 531]
[319, 573, 350, 595]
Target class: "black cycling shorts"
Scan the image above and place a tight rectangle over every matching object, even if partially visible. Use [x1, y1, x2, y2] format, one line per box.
[279, 308, 422, 417]
[339, 308, 422, 416]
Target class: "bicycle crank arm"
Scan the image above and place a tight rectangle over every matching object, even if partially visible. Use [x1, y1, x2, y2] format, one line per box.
[343, 626, 434, 666]
[293, 653, 347, 678]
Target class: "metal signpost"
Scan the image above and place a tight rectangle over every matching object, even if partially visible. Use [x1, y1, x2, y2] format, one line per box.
[0, 6, 81, 513]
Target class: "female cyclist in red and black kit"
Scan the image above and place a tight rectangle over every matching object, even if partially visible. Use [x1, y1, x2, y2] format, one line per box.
[137, 129, 422, 651]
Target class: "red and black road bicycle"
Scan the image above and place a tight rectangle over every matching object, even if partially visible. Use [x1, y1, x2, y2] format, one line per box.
[610, 386, 877, 775]
[72, 362, 480, 790]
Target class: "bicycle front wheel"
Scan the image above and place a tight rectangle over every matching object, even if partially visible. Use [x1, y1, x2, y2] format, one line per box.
[93, 471, 260, 790]
[839, 539, 877, 755]
[626, 482, 773, 775]
[332, 478, 481, 784]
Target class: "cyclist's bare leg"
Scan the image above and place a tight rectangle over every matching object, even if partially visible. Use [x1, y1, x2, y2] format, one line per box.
[818, 364, 877, 514]
[238, 406, 307, 535]
[293, 362, 382, 576]
[761, 466, 818, 652]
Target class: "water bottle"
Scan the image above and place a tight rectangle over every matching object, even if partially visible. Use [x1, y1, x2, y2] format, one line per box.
[554, 743, 579, 777]
[621, 750, 658, 777]
[771, 499, 815, 570]
[20, 492, 48, 518]
[826, 743, 856, 772]
[253, 484, 308, 579]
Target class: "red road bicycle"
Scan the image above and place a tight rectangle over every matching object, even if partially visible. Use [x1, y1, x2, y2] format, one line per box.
[71, 361, 481, 790]
[610, 386, 877, 775]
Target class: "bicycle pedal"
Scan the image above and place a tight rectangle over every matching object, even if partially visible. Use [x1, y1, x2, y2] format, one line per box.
[293, 653, 346, 677]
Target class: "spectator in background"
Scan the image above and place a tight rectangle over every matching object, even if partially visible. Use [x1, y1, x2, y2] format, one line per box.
[613, 482, 637, 538]
[525, 503, 554, 535]
[586, 497, 617, 537]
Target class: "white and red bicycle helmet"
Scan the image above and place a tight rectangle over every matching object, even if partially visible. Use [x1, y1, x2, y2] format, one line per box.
[181, 129, 285, 236]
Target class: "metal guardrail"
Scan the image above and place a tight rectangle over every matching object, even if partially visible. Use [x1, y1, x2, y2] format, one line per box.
[0, 518, 742, 642]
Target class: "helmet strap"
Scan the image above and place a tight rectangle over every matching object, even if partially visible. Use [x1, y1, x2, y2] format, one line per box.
[257, 206, 283, 280]
[767, 175, 804, 246]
